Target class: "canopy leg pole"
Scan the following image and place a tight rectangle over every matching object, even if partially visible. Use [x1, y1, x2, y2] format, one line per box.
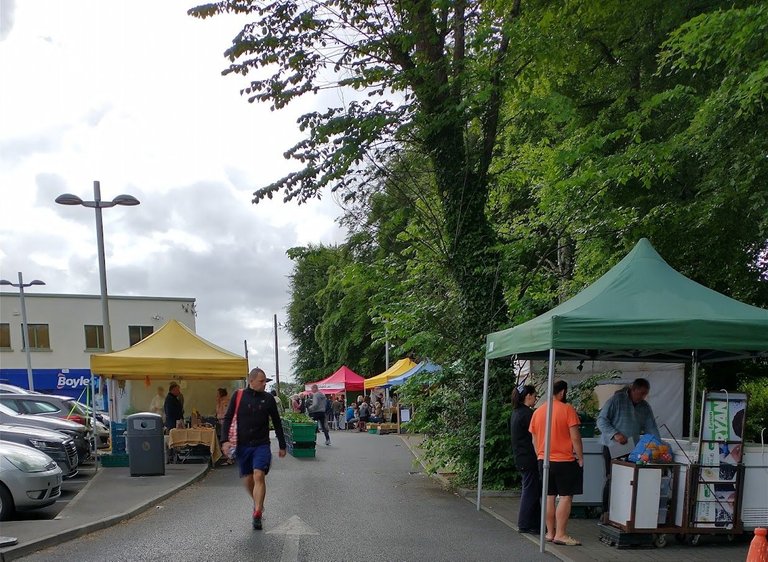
[477, 358, 491, 511]
[90, 374, 98, 468]
[539, 349, 556, 553]
[689, 350, 699, 444]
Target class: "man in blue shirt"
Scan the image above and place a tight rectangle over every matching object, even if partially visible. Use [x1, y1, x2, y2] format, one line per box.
[597, 378, 660, 522]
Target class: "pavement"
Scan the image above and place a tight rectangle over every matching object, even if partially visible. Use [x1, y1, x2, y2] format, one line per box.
[398, 434, 751, 562]
[0, 432, 753, 562]
[12, 431, 552, 562]
[0, 461, 209, 562]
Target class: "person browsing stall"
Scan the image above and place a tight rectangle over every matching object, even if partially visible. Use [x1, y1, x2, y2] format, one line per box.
[596, 378, 659, 522]
[529, 380, 583, 547]
[510, 383, 540, 535]
[220, 368, 287, 531]
[164, 383, 184, 431]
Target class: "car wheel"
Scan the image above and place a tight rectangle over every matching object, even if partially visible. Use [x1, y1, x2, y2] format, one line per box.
[0, 483, 15, 521]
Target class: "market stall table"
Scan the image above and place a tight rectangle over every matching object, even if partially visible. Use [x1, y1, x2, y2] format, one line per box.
[167, 427, 222, 464]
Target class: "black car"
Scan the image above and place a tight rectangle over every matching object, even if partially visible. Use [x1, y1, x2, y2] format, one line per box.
[0, 424, 78, 478]
[0, 404, 90, 463]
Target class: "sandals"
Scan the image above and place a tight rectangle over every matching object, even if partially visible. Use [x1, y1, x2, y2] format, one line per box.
[552, 536, 581, 546]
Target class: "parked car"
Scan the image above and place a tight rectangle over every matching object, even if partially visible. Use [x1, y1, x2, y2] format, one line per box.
[0, 424, 78, 478]
[75, 401, 111, 429]
[0, 441, 63, 520]
[0, 394, 109, 449]
[0, 383, 36, 395]
[0, 403, 90, 462]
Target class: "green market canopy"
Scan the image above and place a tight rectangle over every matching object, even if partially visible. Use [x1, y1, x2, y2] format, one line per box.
[478, 238, 768, 552]
[486, 238, 768, 363]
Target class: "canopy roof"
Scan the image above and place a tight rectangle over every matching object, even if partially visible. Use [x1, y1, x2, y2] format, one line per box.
[90, 319, 248, 380]
[305, 365, 364, 393]
[387, 360, 442, 387]
[486, 239, 768, 363]
[364, 358, 417, 389]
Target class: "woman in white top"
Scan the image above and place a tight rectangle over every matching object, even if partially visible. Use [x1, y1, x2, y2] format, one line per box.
[149, 386, 165, 421]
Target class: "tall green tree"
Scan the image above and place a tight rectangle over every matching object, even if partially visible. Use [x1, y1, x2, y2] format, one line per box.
[189, 0, 532, 347]
[285, 244, 344, 384]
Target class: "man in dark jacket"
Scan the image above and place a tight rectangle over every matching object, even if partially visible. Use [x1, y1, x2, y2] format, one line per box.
[164, 382, 184, 431]
[221, 368, 286, 530]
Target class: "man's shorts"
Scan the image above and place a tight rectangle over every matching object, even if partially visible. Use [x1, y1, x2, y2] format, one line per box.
[236, 444, 272, 477]
[538, 460, 583, 497]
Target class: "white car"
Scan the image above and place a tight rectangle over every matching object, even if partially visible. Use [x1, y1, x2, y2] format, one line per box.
[0, 441, 63, 520]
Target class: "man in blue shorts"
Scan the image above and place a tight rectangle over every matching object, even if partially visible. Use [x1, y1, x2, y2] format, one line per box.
[221, 368, 287, 530]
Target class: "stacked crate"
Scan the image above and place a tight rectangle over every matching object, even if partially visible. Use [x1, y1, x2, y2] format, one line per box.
[282, 419, 317, 458]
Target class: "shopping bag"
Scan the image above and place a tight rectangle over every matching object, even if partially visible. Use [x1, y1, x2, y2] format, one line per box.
[225, 390, 243, 459]
[628, 433, 673, 463]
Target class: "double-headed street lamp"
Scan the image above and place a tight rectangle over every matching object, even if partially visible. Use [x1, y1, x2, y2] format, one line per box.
[56, 181, 140, 422]
[0, 273, 46, 391]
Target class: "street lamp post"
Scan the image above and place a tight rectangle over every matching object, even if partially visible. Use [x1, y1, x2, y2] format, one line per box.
[56, 181, 140, 423]
[0, 273, 46, 391]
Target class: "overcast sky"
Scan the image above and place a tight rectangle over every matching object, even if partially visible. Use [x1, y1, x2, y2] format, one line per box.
[0, 0, 349, 381]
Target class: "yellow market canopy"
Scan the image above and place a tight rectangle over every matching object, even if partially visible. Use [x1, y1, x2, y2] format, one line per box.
[363, 358, 417, 390]
[90, 319, 247, 380]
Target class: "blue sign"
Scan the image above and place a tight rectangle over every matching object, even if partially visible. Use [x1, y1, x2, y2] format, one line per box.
[0, 369, 97, 401]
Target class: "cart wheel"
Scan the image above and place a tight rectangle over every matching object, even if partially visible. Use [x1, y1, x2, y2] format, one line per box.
[653, 534, 667, 548]
[675, 534, 686, 544]
[726, 534, 736, 543]
[686, 534, 701, 546]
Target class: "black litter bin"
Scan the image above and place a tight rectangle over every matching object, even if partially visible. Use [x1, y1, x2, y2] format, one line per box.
[126, 412, 165, 476]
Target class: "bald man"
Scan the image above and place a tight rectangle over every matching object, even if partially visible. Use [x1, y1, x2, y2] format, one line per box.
[221, 368, 287, 530]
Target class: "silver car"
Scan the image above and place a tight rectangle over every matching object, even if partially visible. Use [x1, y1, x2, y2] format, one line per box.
[0, 394, 109, 450]
[0, 403, 90, 463]
[0, 424, 79, 478]
[0, 441, 63, 520]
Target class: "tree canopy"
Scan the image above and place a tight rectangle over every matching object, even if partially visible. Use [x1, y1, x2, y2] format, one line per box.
[192, 0, 768, 487]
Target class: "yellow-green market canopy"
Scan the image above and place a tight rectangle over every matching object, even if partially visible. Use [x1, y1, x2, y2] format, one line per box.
[90, 319, 247, 380]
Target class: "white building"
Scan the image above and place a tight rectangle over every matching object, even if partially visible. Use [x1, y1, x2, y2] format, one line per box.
[0, 292, 196, 415]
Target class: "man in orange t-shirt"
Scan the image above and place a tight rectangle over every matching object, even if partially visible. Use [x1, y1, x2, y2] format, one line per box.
[529, 379, 583, 547]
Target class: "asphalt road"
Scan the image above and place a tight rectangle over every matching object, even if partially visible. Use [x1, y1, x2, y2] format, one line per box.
[21, 431, 553, 562]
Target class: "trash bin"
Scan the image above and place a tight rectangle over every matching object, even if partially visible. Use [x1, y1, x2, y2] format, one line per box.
[126, 412, 165, 476]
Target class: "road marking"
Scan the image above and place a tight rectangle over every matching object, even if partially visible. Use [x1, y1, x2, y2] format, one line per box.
[266, 515, 319, 562]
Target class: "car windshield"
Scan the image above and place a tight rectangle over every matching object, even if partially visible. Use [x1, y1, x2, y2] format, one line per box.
[0, 403, 21, 416]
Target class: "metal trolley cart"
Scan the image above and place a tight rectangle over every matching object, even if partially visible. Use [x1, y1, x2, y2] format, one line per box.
[599, 460, 682, 548]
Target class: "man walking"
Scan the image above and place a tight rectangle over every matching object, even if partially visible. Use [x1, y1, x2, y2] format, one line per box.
[308, 384, 331, 446]
[221, 368, 287, 530]
[529, 380, 583, 546]
[596, 378, 659, 522]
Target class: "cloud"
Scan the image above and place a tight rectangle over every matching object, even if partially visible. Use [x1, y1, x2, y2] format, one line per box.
[0, 1, 349, 379]
[0, 0, 15, 41]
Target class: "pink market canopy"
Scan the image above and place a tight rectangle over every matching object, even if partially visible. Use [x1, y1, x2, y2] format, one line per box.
[305, 365, 364, 394]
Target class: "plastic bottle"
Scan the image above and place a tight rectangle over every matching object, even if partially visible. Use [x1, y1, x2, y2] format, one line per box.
[746, 528, 768, 562]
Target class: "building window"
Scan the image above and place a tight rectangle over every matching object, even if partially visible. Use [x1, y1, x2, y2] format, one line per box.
[84, 325, 105, 350]
[129, 325, 154, 346]
[23, 324, 50, 350]
[0, 323, 10, 349]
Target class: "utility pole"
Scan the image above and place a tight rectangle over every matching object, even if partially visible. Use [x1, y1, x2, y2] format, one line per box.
[273, 314, 280, 394]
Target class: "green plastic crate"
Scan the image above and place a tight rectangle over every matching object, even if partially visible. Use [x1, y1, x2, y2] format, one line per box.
[289, 447, 316, 458]
[100, 453, 129, 467]
[289, 423, 317, 443]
